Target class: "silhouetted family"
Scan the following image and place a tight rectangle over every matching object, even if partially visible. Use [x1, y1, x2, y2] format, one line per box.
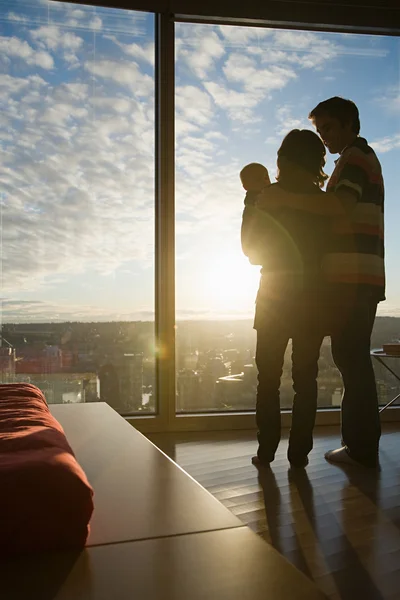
[241, 97, 384, 469]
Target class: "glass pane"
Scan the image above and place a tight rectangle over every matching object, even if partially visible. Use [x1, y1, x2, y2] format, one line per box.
[0, 1, 155, 414]
[175, 22, 399, 412]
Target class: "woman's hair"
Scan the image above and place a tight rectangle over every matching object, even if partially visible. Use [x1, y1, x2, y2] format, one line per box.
[277, 129, 328, 188]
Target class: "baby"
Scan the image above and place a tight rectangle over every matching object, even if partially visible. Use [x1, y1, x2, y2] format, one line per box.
[240, 163, 272, 264]
[240, 163, 271, 205]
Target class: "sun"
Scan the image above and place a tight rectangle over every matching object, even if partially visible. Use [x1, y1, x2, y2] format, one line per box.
[202, 245, 261, 313]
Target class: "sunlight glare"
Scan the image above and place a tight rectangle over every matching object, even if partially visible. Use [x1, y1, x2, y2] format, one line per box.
[201, 245, 260, 313]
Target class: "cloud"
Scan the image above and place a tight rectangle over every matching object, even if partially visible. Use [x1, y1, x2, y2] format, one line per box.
[223, 53, 296, 93]
[30, 25, 84, 66]
[0, 9, 154, 321]
[0, 298, 256, 323]
[175, 160, 243, 226]
[176, 144, 215, 178]
[273, 30, 332, 52]
[106, 35, 154, 67]
[174, 24, 346, 127]
[0, 36, 54, 69]
[176, 27, 225, 79]
[176, 85, 213, 127]
[376, 86, 400, 113]
[260, 34, 339, 70]
[0, 299, 155, 324]
[205, 131, 228, 141]
[2, 18, 399, 322]
[204, 61, 296, 123]
[90, 16, 102, 31]
[274, 104, 310, 136]
[176, 308, 254, 321]
[70, 9, 86, 19]
[284, 51, 335, 70]
[175, 118, 201, 138]
[90, 96, 132, 114]
[218, 28, 381, 73]
[370, 133, 400, 153]
[84, 59, 153, 97]
[31, 25, 83, 52]
[0, 74, 31, 95]
[40, 103, 89, 126]
[179, 136, 216, 154]
[222, 53, 256, 82]
[7, 12, 31, 23]
[1, 52, 155, 300]
[265, 135, 280, 145]
[58, 82, 89, 101]
[204, 81, 261, 122]
[218, 25, 273, 46]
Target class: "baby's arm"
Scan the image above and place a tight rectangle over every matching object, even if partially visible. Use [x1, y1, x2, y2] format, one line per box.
[256, 184, 280, 211]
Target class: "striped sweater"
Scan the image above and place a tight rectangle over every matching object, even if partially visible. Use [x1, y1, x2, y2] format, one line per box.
[324, 136, 385, 301]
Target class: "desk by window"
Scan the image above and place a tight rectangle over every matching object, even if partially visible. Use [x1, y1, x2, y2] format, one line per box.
[371, 349, 400, 413]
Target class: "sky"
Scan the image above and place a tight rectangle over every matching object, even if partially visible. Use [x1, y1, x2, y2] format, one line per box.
[0, 1, 399, 323]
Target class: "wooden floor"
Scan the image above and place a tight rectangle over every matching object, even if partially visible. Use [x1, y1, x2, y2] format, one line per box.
[149, 425, 400, 600]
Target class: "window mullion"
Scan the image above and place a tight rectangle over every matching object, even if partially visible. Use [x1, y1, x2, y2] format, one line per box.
[155, 13, 176, 426]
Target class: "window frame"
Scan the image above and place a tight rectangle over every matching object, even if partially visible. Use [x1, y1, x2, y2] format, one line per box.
[135, 11, 400, 433]
[37, 2, 400, 431]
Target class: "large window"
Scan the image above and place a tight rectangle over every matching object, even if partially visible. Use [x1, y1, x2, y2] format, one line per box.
[0, 1, 155, 414]
[1, 3, 398, 426]
[175, 22, 400, 412]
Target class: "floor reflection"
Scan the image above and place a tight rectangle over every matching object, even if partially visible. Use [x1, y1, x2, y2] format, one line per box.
[151, 425, 400, 599]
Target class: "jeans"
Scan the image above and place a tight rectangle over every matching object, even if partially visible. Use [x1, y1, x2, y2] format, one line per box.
[330, 295, 381, 465]
[255, 300, 324, 463]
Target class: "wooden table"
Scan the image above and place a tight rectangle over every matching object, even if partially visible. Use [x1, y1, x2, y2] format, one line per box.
[2, 402, 326, 600]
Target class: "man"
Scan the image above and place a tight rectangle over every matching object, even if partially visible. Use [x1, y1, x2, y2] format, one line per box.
[261, 97, 385, 468]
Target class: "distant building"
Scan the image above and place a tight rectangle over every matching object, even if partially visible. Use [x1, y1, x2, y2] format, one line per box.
[0, 347, 16, 382]
[376, 381, 388, 405]
[215, 364, 257, 410]
[119, 353, 144, 411]
[331, 388, 342, 407]
[98, 353, 144, 413]
[15, 344, 63, 375]
[181, 352, 199, 370]
[177, 369, 201, 412]
[215, 374, 245, 409]
[98, 363, 121, 411]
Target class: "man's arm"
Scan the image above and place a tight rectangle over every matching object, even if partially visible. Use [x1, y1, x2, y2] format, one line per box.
[256, 186, 357, 216]
[258, 155, 370, 216]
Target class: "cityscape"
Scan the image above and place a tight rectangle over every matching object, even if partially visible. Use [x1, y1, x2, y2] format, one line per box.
[1, 317, 399, 415]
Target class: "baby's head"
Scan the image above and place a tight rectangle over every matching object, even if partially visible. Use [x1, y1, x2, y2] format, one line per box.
[240, 163, 270, 191]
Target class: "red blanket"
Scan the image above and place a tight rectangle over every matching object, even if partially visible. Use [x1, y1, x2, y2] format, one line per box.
[0, 383, 94, 556]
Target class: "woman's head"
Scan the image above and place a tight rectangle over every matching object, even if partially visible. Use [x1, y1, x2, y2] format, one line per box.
[277, 129, 328, 188]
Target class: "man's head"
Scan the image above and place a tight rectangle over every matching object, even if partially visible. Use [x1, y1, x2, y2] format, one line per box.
[309, 97, 360, 155]
[240, 163, 270, 191]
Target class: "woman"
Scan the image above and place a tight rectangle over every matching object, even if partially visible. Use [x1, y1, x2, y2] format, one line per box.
[242, 129, 330, 468]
